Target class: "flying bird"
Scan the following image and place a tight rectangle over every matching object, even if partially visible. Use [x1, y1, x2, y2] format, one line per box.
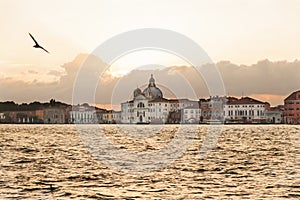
[29, 33, 50, 53]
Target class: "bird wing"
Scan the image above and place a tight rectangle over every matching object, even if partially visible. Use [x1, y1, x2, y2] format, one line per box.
[39, 46, 50, 54]
[29, 33, 39, 45]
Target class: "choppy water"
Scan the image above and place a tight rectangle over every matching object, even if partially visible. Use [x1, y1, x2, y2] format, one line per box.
[0, 124, 299, 199]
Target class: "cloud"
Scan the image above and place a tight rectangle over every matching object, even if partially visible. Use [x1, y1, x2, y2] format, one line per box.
[47, 70, 63, 77]
[0, 54, 299, 106]
[216, 59, 300, 96]
[27, 70, 38, 74]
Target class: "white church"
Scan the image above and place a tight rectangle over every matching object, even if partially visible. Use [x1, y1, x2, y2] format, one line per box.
[120, 74, 199, 124]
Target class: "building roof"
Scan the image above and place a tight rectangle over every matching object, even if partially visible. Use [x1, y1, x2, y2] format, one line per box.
[269, 106, 284, 111]
[226, 96, 239, 102]
[284, 90, 300, 101]
[149, 98, 170, 103]
[183, 105, 200, 109]
[148, 98, 199, 103]
[71, 105, 95, 112]
[168, 99, 180, 103]
[227, 97, 269, 105]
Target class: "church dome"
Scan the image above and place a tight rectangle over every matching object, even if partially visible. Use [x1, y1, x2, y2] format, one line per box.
[133, 87, 142, 97]
[142, 74, 163, 100]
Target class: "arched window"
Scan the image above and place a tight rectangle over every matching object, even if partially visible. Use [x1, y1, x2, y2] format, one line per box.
[137, 102, 145, 108]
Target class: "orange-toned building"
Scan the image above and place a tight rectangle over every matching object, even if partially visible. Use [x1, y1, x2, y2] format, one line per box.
[284, 90, 300, 124]
[4, 110, 44, 123]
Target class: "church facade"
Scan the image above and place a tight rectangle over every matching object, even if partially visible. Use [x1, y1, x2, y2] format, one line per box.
[120, 75, 199, 124]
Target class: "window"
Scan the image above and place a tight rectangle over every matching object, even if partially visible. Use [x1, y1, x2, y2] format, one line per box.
[137, 102, 145, 108]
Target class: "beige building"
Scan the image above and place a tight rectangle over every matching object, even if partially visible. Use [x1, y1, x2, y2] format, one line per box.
[224, 97, 270, 123]
[44, 107, 66, 124]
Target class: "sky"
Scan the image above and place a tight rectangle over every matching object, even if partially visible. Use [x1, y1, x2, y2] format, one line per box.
[0, 0, 299, 106]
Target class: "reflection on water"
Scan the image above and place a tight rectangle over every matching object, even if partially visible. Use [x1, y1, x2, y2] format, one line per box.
[0, 124, 299, 199]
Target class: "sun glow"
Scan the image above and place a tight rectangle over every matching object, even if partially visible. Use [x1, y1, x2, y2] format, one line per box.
[109, 50, 190, 77]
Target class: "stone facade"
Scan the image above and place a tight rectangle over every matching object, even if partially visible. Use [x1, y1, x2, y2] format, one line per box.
[224, 97, 270, 123]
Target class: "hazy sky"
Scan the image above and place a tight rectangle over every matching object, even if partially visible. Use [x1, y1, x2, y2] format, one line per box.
[0, 0, 299, 105]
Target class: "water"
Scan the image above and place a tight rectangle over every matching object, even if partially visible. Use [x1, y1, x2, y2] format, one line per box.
[0, 124, 299, 199]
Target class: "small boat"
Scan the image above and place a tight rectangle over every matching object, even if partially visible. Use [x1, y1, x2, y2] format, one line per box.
[136, 121, 150, 125]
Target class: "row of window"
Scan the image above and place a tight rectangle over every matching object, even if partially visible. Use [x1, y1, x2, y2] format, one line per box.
[202, 111, 222, 117]
[70, 113, 95, 119]
[124, 116, 166, 120]
[128, 103, 196, 108]
[287, 108, 300, 110]
[126, 108, 168, 113]
[228, 110, 263, 116]
[227, 105, 264, 108]
[183, 115, 200, 119]
[184, 110, 200, 114]
[286, 101, 300, 104]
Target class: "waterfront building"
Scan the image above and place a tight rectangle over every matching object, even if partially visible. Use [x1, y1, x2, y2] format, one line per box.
[112, 111, 121, 123]
[265, 105, 284, 124]
[199, 96, 227, 123]
[121, 74, 199, 124]
[284, 90, 300, 124]
[3, 110, 44, 123]
[182, 105, 201, 123]
[167, 110, 182, 124]
[224, 97, 270, 123]
[69, 105, 97, 124]
[44, 107, 66, 124]
[102, 110, 121, 124]
[95, 109, 106, 123]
